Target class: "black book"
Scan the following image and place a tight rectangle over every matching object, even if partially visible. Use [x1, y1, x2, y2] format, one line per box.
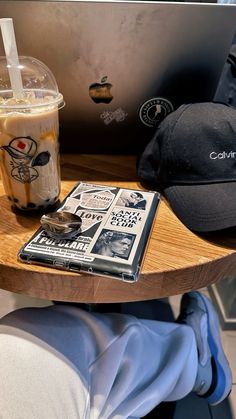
[18, 182, 160, 282]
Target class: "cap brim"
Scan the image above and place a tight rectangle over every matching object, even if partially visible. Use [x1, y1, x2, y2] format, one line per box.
[165, 182, 236, 232]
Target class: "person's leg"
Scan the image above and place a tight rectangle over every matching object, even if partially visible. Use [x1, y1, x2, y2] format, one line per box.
[0, 303, 197, 419]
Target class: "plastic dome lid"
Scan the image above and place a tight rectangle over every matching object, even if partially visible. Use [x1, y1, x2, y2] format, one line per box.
[0, 56, 64, 111]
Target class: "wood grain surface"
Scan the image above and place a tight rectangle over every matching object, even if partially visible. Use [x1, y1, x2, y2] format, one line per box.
[0, 154, 236, 303]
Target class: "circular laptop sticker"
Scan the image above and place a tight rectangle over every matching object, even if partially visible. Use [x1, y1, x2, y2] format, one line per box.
[139, 97, 174, 127]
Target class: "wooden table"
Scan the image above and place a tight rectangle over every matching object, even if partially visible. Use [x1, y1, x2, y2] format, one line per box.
[0, 154, 236, 303]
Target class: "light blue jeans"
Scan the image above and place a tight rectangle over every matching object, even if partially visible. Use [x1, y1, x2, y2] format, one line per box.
[0, 304, 197, 419]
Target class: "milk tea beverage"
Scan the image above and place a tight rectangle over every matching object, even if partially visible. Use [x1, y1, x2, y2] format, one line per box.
[0, 103, 60, 210]
[0, 56, 64, 210]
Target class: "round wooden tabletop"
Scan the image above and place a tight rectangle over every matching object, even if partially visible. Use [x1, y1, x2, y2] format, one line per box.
[1, 154, 236, 303]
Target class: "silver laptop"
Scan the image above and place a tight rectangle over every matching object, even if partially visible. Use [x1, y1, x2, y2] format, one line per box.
[0, 0, 235, 154]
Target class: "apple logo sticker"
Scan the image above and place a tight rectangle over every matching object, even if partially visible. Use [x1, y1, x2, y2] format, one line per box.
[89, 76, 113, 104]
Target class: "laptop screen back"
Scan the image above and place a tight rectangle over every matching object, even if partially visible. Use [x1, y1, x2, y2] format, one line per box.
[0, 1, 235, 153]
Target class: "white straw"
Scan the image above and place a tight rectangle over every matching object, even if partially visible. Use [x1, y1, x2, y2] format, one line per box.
[0, 18, 24, 99]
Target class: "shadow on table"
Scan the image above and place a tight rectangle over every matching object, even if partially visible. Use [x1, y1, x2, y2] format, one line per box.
[198, 227, 236, 251]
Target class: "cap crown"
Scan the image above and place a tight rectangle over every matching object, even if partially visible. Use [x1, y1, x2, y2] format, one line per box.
[158, 103, 236, 185]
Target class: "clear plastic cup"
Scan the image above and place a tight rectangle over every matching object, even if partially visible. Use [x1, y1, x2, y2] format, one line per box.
[0, 56, 64, 210]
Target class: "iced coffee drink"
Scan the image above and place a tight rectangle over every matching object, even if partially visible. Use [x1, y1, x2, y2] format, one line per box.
[0, 56, 64, 210]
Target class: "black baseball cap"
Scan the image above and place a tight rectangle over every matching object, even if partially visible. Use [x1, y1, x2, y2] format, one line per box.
[138, 102, 236, 232]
